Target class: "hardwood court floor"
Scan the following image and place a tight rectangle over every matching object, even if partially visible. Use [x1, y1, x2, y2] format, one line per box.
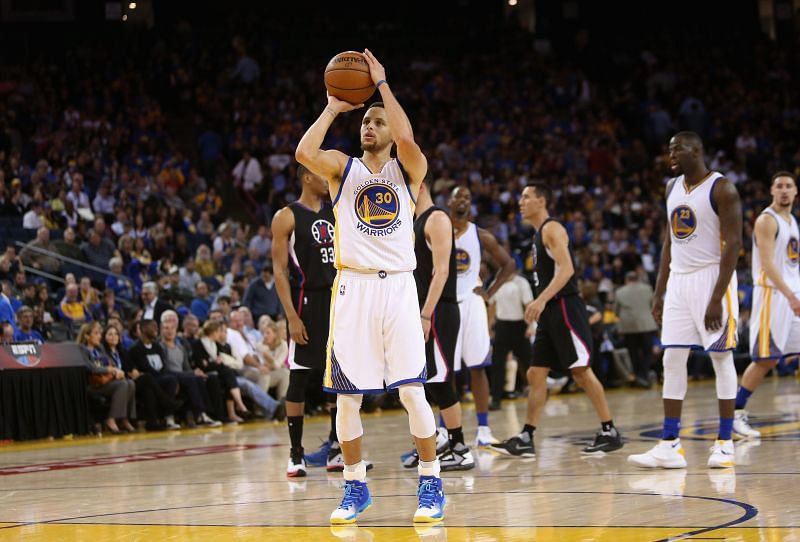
[2, 377, 800, 541]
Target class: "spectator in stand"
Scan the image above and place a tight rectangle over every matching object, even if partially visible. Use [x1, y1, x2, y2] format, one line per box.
[159, 310, 222, 427]
[192, 319, 250, 423]
[92, 182, 116, 217]
[194, 187, 222, 218]
[66, 174, 91, 212]
[194, 245, 216, 281]
[204, 311, 284, 421]
[226, 309, 273, 395]
[53, 227, 82, 261]
[243, 264, 281, 323]
[78, 321, 136, 434]
[117, 235, 134, 265]
[106, 257, 135, 300]
[0, 247, 20, 283]
[104, 324, 181, 431]
[107, 314, 135, 350]
[125, 319, 181, 429]
[14, 306, 44, 343]
[0, 321, 14, 343]
[248, 225, 271, 260]
[614, 271, 658, 388]
[79, 276, 100, 307]
[19, 227, 61, 274]
[61, 199, 79, 229]
[255, 320, 289, 401]
[179, 257, 202, 292]
[190, 281, 212, 322]
[22, 201, 44, 230]
[32, 283, 55, 333]
[81, 229, 118, 270]
[229, 36, 260, 84]
[140, 282, 174, 324]
[111, 209, 129, 238]
[94, 289, 121, 323]
[232, 148, 263, 193]
[5, 178, 30, 216]
[237, 306, 262, 345]
[213, 222, 236, 263]
[58, 283, 91, 326]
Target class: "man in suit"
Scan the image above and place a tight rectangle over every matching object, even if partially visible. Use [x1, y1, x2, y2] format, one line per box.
[614, 271, 658, 388]
[141, 281, 175, 325]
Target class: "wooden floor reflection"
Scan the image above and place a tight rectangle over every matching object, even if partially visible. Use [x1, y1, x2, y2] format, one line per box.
[2, 377, 800, 541]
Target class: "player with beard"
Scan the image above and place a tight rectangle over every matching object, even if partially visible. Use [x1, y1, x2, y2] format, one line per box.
[296, 49, 445, 523]
[629, 132, 742, 469]
[732, 171, 800, 438]
[448, 186, 516, 447]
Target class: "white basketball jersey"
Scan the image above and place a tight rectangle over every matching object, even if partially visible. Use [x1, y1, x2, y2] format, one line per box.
[753, 207, 800, 291]
[455, 222, 482, 302]
[332, 157, 416, 272]
[666, 171, 725, 273]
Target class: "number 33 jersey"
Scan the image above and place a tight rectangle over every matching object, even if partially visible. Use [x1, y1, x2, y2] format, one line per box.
[332, 157, 417, 272]
[288, 202, 337, 291]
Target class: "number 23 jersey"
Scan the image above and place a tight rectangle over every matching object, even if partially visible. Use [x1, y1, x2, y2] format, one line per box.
[288, 202, 337, 291]
[666, 171, 724, 273]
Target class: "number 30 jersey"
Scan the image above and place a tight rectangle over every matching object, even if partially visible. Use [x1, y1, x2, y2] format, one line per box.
[288, 202, 337, 291]
[332, 157, 417, 272]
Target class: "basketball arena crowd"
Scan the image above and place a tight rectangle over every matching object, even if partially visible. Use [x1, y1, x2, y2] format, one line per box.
[0, 6, 798, 434]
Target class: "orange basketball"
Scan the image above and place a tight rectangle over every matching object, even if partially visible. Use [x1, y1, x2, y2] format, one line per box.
[324, 51, 375, 105]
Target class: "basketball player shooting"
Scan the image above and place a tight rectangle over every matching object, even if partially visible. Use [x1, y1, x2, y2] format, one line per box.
[296, 49, 445, 524]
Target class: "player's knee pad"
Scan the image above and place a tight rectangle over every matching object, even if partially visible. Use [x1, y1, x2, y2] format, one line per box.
[398, 384, 436, 439]
[427, 382, 459, 411]
[710, 351, 737, 400]
[662, 348, 690, 400]
[286, 370, 309, 403]
[335, 394, 363, 442]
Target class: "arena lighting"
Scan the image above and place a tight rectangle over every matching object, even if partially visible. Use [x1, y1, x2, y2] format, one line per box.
[122, 13, 128, 21]
[129, 2, 136, 8]
[508, 0, 517, 5]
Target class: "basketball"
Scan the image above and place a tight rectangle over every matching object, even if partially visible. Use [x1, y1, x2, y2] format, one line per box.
[324, 51, 375, 105]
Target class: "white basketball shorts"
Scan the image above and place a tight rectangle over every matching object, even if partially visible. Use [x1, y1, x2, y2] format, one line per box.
[661, 266, 738, 351]
[454, 291, 492, 371]
[324, 269, 427, 393]
[750, 286, 800, 361]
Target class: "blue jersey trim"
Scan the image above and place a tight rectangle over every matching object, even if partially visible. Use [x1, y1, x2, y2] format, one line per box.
[323, 386, 388, 395]
[386, 377, 427, 389]
[332, 157, 352, 207]
[709, 176, 722, 215]
[396, 159, 416, 204]
[750, 355, 781, 362]
[661, 344, 704, 350]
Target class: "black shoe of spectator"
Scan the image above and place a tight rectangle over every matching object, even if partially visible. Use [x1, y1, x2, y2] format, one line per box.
[503, 391, 521, 400]
[489, 399, 502, 411]
[145, 421, 167, 431]
[185, 412, 197, 429]
[236, 408, 254, 420]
